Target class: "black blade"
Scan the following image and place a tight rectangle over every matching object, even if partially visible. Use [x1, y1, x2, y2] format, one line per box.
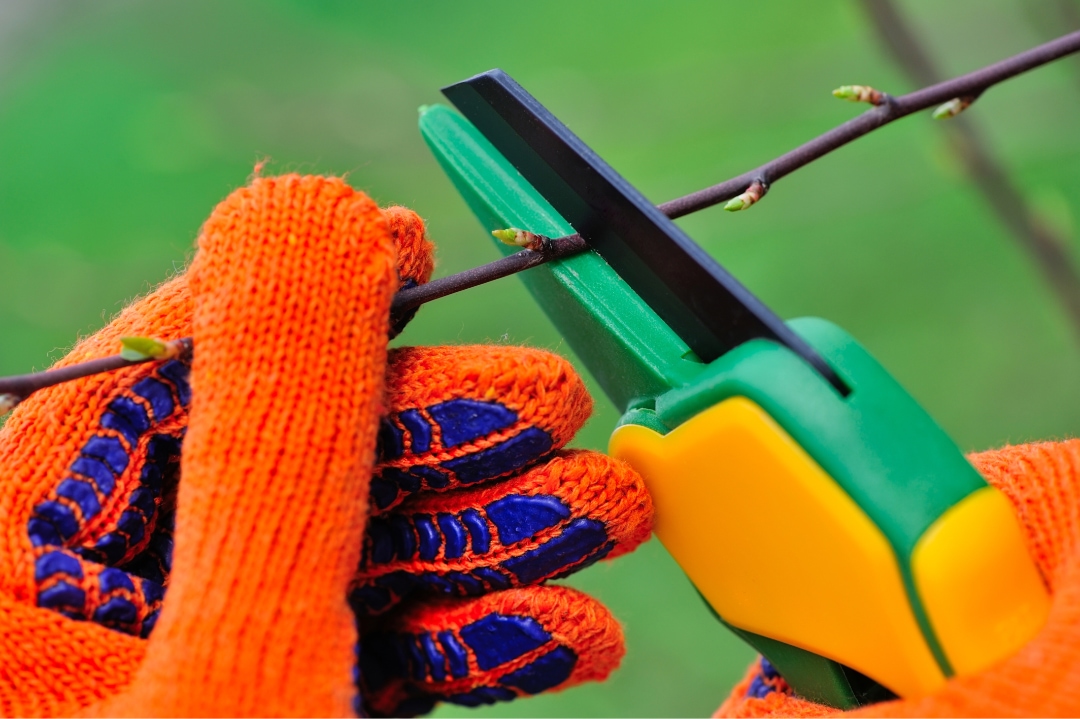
[442, 69, 846, 394]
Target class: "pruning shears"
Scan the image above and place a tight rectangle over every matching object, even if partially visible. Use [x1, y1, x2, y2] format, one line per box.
[418, 69, 1050, 708]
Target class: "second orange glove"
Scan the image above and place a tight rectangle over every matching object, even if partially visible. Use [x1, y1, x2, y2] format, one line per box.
[715, 440, 1080, 718]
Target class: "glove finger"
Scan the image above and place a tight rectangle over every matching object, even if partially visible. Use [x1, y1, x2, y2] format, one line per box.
[383, 205, 435, 289]
[0, 272, 192, 642]
[30, 421, 184, 638]
[352, 449, 652, 614]
[383, 205, 435, 337]
[99, 174, 404, 716]
[25, 361, 190, 639]
[30, 367, 188, 572]
[372, 345, 592, 513]
[357, 585, 624, 716]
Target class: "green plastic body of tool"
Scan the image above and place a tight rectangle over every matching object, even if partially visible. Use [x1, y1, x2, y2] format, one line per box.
[418, 104, 1050, 708]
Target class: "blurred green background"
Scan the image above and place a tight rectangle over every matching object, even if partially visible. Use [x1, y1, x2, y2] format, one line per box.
[2, 1, 1079, 716]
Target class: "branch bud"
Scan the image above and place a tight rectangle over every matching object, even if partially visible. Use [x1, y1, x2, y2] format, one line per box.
[832, 85, 885, 106]
[0, 393, 20, 416]
[724, 181, 768, 212]
[932, 95, 976, 120]
[120, 336, 169, 361]
[491, 228, 548, 252]
[119, 336, 186, 362]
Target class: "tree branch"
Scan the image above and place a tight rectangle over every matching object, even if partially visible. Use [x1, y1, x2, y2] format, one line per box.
[5, 29, 1080, 412]
[658, 28, 1080, 218]
[391, 233, 587, 317]
[393, 28, 1080, 319]
[0, 338, 193, 413]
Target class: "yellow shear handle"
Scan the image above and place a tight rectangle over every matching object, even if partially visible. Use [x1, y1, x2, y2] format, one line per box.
[609, 396, 1049, 698]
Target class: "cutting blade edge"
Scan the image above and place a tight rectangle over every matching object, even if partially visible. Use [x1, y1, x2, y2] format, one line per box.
[441, 69, 846, 394]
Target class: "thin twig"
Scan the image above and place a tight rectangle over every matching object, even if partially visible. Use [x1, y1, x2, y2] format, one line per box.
[1024, 0, 1080, 93]
[860, 0, 1080, 338]
[659, 29, 1080, 218]
[390, 234, 586, 318]
[0, 338, 193, 410]
[396, 30, 1080, 312]
[5, 30, 1080, 410]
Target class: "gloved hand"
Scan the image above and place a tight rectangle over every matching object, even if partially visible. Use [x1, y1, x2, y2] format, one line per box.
[0, 174, 652, 717]
[715, 440, 1080, 718]
[353, 341, 651, 716]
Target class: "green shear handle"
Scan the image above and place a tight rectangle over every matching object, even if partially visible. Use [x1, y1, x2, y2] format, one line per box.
[417, 71, 1049, 709]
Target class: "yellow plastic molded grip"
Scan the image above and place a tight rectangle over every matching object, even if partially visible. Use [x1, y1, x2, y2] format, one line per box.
[912, 485, 1050, 676]
[609, 397, 946, 697]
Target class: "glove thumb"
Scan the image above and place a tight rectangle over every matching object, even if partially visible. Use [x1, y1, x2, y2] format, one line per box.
[94, 175, 398, 717]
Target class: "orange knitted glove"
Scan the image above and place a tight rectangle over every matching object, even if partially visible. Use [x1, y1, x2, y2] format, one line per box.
[716, 440, 1080, 718]
[0, 174, 652, 717]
